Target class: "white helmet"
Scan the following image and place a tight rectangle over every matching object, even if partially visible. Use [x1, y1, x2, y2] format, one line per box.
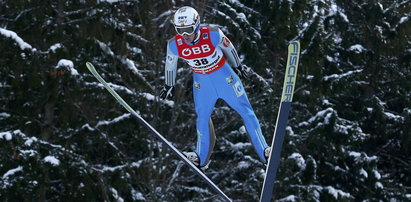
[173, 6, 200, 35]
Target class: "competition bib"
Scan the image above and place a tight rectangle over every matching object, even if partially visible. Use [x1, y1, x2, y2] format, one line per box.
[175, 27, 226, 74]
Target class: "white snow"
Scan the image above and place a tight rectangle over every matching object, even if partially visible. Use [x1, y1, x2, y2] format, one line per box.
[99, 0, 125, 3]
[96, 161, 143, 173]
[20, 149, 37, 157]
[286, 126, 296, 137]
[181, 185, 210, 194]
[0, 131, 12, 140]
[88, 80, 173, 107]
[348, 151, 361, 158]
[0, 81, 9, 87]
[375, 182, 383, 189]
[78, 183, 85, 188]
[44, 156, 60, 166]
[96, 113, 131, 128]
[96, 40, 147, 83]
[373, 169, 381, 180]
[324, 69, 363, 81]
[97, 40, 115, 56]
[100, 164, 127, 172]
[348, 151, 378, 162]
[106, 83, 134, 95]
[24, 136, 38, 146]
[0, 28, 35, 51]
[334, 123, 352, 135]
[140, 92, 174, 107]
[348, 44, 366, 53]
[153, 10, 173, 23]
[56, 59, 78, 76]
[288, 153, 306, 170]
[49, 43, 62, 53]
[2, 166, 23, 179]
[337, 10, 349, 23]
[324, 186, 352, 199]
[127, 32, 148, 43]
[239, 125, 247, 134]
[232, 142, 251, 150]
[110, 187, 124, 202]
[123, 58, 140, 74]
[322, 99, 332, 106]
[359, 168, 368, 178]
[253, 71, 273, 93]
[377, 2, 384, 10]
[237, 13, 247, 21]
[383, 111, 404, 121]
[131, 189, 145, 200]
[130, 161, 142, 168]
[330, 4, 338, 15]
[0, 112, 10, 120]
[333, 165, 346, 172]
[237, 161, 251, 169]
[304, 75, 313, 81]
[81, 123, 95, 131]
[304, 107, 334, 126]
[130, 46, 142, 54]
[399, 16, 409, 24]
[278, 195, 297, 202]
[326, 55, 335, 62]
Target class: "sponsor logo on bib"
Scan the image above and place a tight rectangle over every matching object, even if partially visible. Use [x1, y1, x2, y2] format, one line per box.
[181, 44, 211, 56]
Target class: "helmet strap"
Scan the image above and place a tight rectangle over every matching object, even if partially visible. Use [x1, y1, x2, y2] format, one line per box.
[192, 27, 201, 44]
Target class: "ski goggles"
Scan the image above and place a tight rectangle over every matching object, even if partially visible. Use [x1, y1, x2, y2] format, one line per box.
[175, 25, 197, 36]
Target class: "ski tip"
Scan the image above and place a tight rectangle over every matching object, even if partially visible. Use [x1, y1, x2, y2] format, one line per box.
[85, 62, 94, 71]
[289, 40, 300, 47]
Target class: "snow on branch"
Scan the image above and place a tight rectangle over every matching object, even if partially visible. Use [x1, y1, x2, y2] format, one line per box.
[0, 131, 13, 141]
[98, 0, 127, 4]
[0, 27, 61, 54]
[348, 151, 378, 163]
[1, 167, 26, 197]
[2, 166, 23, 180]
[93, 160, 143, 173]
[324, 186, 353, 200]
[95, 39, 154, 91]
[43, 156, 60, 166]
[56, 59, 79, 76]
[348, 44, 366, 53]
[0, 28, 35, 51]
[96, 113, 132, 128]
[323, 69, 363, 82]
[153, 10, 173, 28]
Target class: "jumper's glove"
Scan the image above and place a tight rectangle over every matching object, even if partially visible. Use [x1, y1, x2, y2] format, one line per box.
[234, 64, 250, 80]
[159, 85, 175, 100]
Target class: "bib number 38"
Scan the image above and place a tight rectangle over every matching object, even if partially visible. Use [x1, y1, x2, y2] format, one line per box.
[193, 59, 209, 66]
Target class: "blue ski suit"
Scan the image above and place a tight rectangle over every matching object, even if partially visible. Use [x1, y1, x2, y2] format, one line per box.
[164, 27, 268, 166]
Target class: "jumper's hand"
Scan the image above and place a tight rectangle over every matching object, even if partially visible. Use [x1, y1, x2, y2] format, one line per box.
[234, 64, 250, 80]
[159, 85, 175, 100]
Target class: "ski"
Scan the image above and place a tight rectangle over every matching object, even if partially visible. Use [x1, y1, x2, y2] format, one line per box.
[260, 41, 301, 202]
[85, 62, 232, 202]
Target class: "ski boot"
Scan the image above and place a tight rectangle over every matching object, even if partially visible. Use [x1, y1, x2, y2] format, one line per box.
[183, 152, 210, 171]
[264, 147, 271, 162]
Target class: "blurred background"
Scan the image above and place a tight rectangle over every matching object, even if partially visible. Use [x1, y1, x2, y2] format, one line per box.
[0, 0, 410, 201]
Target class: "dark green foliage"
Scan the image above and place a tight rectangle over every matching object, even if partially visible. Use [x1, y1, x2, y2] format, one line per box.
[0, 0, 410, 201]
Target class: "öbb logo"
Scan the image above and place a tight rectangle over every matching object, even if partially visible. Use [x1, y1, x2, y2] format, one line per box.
[182, 44, 211, 56]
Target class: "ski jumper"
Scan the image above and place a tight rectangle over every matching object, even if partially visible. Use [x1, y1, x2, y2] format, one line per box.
[164, 27, 269, 166]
